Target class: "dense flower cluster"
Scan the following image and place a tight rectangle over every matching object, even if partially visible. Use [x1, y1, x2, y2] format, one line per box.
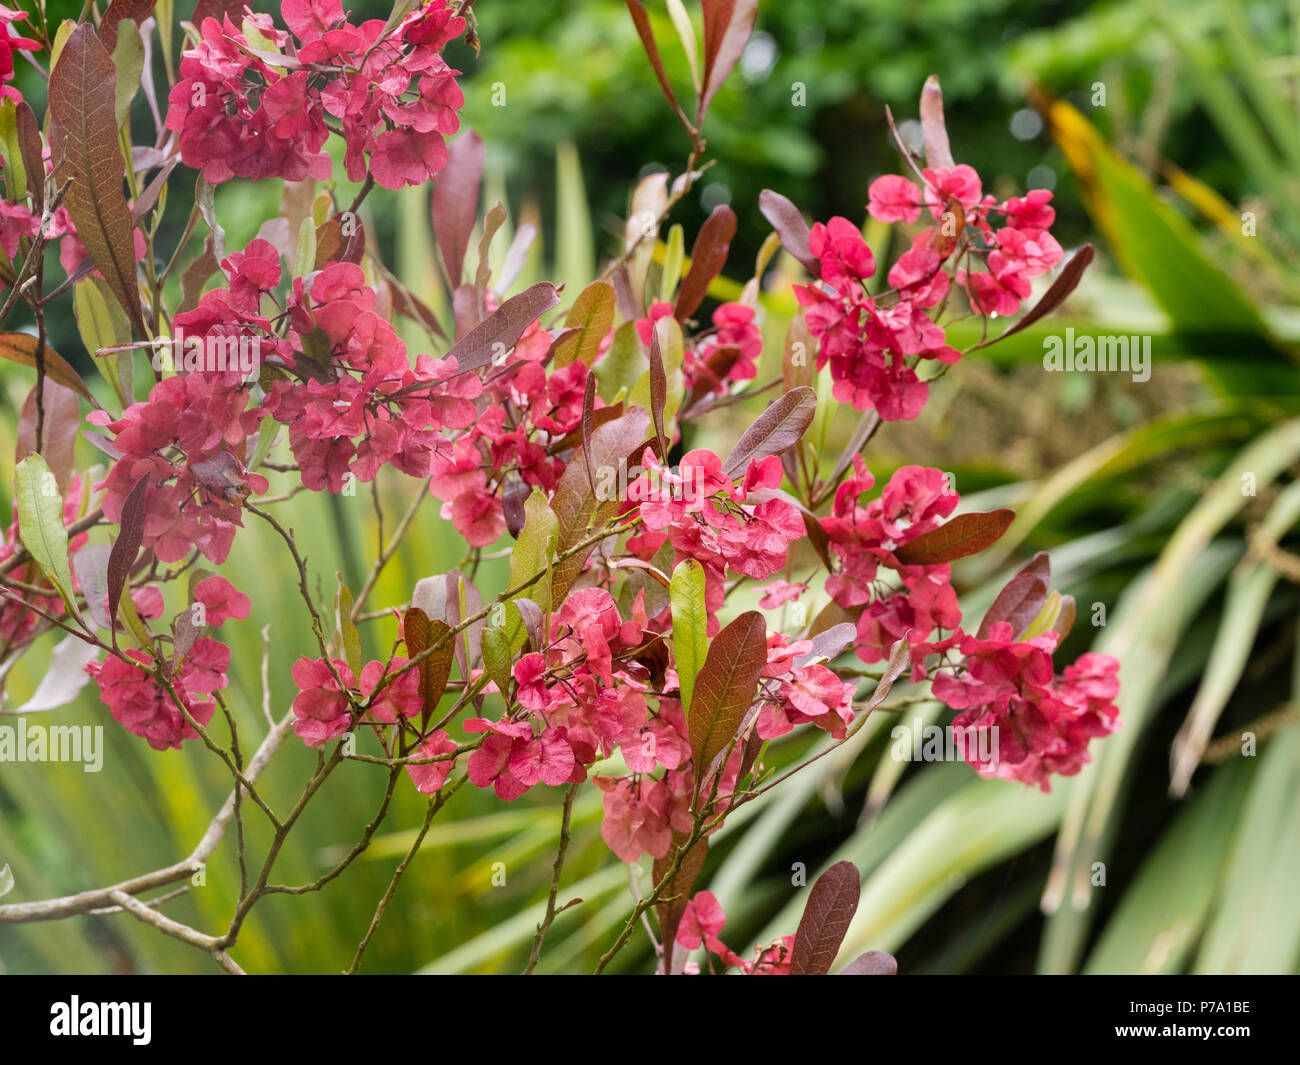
[795, 167, 1061, 420]
[821, 458, 960, 661]
[166, 0, 464, 188]
[84, 577, 247, 751]
[932, 625, 1120, 791]
[628, 449, 805, 631]
[265, 259, 480, 492]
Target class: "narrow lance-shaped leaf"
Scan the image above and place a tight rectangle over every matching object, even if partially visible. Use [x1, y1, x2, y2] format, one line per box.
[336, 577, 363, 677]
[48, 24, 147, 339]
[758, 189, 819, 275]
[432, 128, 484, 285]
[443, 282, 559, 375]
[918, 75, 954, 170]
[721, 386, 817, 478]
[670, 559, 707, 713]
[983, 244, 1095, 347]
[859, 634, 910, 714]
[790, 860, 862, 975]
[687, 609, 767, 776]
[699, 0, 757, 119]
[15, 454, 84, 627]
[0, 333, 96, 403]
[107, 474, 149, 638]
[17, 379, 80, 495]
[625, 0, 686, 124]
[648, 323, 669, 460]
[580, 371, 597, 492]
[675, 204, 737, 321]
[15, 101, 42, 214]
[892, 508, 1015, 566]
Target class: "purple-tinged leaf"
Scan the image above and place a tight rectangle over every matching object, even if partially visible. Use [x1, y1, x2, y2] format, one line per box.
[758, 189, 818, 275]
[48, 25, 146, 339]
[699, 0, 758, 119]
[625, 0, 686, 125]
[648, 324, 669, 460]
[444, 282, 559, 375]
[790, 860, 861, 975]
[107, 474, 149, 638]
[16, 379, 80, 494]
[15, 101, 43, 215]
[72, 544, 112, 630]
[721, 386, 817, 478]
[675, 205, 737, 321]
[654, 835, 709, 974]
[687, 609, 767, 776]
[840, 949, 898, 975]
[432, 128, 485, 285]
[860, 635, 911, 714]
[793, 622, 857, 670]
[977, 551, 1051, 640]
[893, 508, 1015, 566]
[550, 406, 651, 603]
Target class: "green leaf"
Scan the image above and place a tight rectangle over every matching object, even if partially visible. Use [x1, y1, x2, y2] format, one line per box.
[110, 19, 144, 129]
[1084, 758, 1252, 974]
[0, 97, 25, 201]
[552, 280, 615, 368]
[295, 216, 317, 281]
[481, 626, 512, 702]
[599, 321, 647, 404]
[1194, 721, 1300, 974]
[509, 490, 558, 612]
[15, 454, 84, 627]
[336, 577, 363, 678]
[660, 223, 685, 303]
[74, 277, 132, 408]
[669, 559, 707, 714]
